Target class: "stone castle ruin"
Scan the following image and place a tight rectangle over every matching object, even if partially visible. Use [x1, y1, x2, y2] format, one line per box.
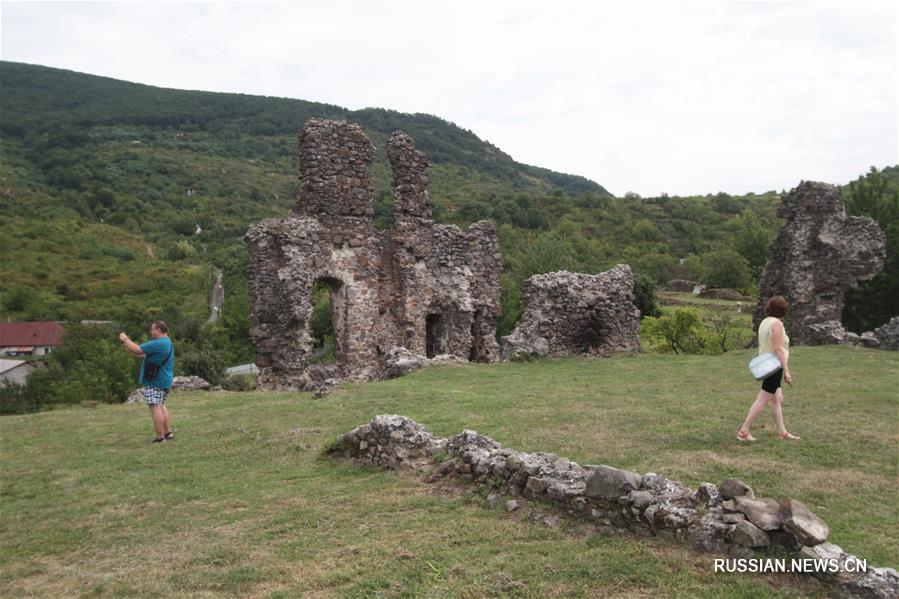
[245, 119, 502, 390]
[753, 181, 890, 347]
[501, 265, 641, 360]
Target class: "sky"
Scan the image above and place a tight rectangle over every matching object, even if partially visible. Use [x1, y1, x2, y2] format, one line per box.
[1, 1, 897, 197]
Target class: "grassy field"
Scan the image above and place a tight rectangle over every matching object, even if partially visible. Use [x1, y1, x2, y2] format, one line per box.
[1, 346, 897, 597]
[658, 291, 755, 325]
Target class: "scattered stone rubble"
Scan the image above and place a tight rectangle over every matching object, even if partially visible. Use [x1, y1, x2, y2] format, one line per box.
[754, 181, 890, 348]
[171, 376, 211, 391]
[125, 389, 146, 404]
[501, 265, 641, 360]
[870, 317, 899, 351]
[334, 415, 898, 598]
[245, 119, 502, 391]
[124, 376, 211, 403]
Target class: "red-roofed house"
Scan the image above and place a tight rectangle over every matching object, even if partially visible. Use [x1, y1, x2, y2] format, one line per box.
[0, 321, 65, 356]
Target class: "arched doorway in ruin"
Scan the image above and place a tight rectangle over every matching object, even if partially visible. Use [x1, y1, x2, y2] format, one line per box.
[309, 276, 347, 365]
[425, 312, 445, 358]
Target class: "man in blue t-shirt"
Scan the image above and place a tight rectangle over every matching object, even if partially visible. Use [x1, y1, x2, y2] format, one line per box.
[120, 320, 175, 443]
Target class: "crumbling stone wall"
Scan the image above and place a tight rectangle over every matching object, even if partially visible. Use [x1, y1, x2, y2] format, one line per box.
[501, 265, 641, 360]
[335, 415, 899, 599]
[753, 181, 887, 346]
[245, 119, 501, 390]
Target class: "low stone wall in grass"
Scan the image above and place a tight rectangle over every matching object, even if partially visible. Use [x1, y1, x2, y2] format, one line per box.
[334, 415, 898, 599]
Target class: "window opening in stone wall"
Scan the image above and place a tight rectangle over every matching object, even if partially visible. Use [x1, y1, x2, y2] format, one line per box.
[309, 278, 342, 364]
[373, 189, 395, 230]
[372, 141, 396, 230]
[426, 313, 445, 358]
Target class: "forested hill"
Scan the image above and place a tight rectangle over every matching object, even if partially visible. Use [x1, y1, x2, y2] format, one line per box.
[1, 61, 895, 373]
[0, 61, 605, 196]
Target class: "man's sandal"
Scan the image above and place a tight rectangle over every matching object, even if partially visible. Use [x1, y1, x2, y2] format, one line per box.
[778, 431, 800, 440]
[737, 430, 757, 442]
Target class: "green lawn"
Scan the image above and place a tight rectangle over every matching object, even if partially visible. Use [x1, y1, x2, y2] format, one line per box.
[1, 346, 896, 597]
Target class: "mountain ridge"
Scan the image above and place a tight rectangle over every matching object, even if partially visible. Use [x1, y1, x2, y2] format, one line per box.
[0, 61, 608, 196]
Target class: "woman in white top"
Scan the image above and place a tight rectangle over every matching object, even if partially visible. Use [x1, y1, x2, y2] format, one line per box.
[737, 296, 800, 442]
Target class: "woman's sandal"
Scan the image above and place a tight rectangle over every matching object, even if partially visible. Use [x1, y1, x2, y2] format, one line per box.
[737, 430, 757, 442]
[778, 431, 800, 440]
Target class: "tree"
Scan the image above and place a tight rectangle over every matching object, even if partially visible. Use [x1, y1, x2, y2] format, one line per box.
[17, 323, 136, 412]
[693, 249, 752, 291]
[842, 167, 899, 332]
[640, 309, 707, 354]
[730, 211, 774, 278]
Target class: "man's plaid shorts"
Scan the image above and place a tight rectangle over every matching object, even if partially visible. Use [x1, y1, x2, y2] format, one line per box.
[145, 387, 169, 407]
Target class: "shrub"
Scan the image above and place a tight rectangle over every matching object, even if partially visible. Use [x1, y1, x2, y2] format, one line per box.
[633, 273, 661, 319]
[102, 245, 136, 262]
[705, 313, 753, 353]
[640, 308, 748, 355]
[178, 341, 227, 385]
[309, 282, 333, 346]
[221, 374, 256, 392]
[0, 381, 35, 415]
[641, 309, 709, 354]
[309, 335, 335, 365]
[166, 240, 197, 261]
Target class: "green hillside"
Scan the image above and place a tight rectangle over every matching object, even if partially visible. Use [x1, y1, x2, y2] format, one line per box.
[0, 62, 610, 342]
[1, 61, 895, 374]
[0, 61, 604, 195]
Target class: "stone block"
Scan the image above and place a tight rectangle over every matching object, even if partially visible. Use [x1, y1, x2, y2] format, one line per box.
[585, 465, 642, 500]
[731, 520, 770, 547]
[719, 478, 754, 500]
[780, 498, 830, 545]
[732, 496, 782, 531]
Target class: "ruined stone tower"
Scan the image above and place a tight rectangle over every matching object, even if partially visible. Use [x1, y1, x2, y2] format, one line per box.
[753, 181, 885, 345]
[245, 119, 502, 390]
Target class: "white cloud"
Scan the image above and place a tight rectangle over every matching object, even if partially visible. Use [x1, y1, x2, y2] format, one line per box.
[2, 0, 896, 196]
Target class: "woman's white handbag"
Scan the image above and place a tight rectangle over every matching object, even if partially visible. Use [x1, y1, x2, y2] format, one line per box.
[749, 352, 782, 380]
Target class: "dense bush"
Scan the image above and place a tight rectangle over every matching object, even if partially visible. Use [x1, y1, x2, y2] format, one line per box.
[0, 380, 34, 415]
[221, 374, 256, 391]
[177, 340, 227, 385]
[633, 273, 661, 319]
[1, 323, 136, 415]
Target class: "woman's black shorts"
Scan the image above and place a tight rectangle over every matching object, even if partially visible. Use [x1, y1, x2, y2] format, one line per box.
[761, 368, 783, 394]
